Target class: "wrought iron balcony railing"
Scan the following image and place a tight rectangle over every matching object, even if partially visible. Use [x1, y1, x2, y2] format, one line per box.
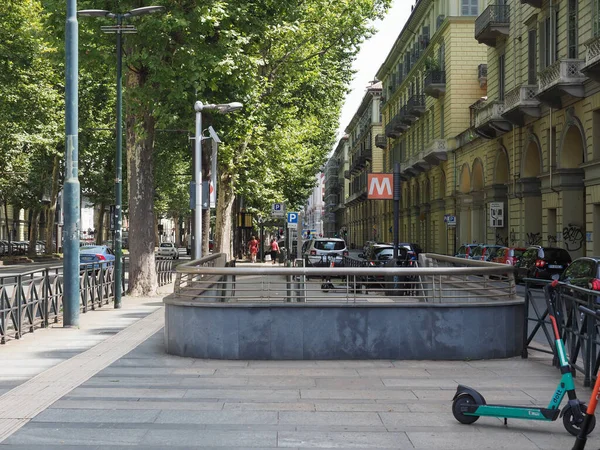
[475, 4, 510, 47]
[424, 70, 446, 98]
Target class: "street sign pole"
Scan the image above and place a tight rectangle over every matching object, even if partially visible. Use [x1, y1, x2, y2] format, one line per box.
[393, 162, 400, 260]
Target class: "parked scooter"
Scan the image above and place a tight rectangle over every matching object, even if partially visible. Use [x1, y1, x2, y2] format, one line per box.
[452, 281, 594, 436]
[571, 304, 600, 449]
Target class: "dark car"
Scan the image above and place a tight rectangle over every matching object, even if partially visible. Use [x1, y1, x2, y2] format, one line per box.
[362, 246, 412, 290]
[492, 247, 526, 266]
[559, 257, 600, 291]
[515, 246, 572, 283]
[470, 245, 503, 262]
[399, 242, 423, 260]
[455, 244, 481, 259]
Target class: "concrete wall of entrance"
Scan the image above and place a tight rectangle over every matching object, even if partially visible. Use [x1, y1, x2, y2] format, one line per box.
[163, 300, 524, 360]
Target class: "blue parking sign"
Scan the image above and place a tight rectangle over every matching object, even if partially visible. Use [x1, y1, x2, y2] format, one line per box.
[287, 212, 298, 224]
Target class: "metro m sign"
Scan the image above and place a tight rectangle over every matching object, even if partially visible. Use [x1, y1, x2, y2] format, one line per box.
[368, 174, 393, 199]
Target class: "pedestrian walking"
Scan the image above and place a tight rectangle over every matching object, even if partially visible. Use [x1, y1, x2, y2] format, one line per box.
[269, 238, 280, 265]
[248, 236, 259, 263]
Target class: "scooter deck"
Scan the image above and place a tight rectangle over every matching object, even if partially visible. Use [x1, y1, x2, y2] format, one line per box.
[462, 403, 560, 421]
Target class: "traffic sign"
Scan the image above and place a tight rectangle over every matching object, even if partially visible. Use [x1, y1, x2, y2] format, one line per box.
[272, 202, 285, 217]
[287, 212, 298, 229]
[444, 215, 456, 227]
[368, 174, 393, 199]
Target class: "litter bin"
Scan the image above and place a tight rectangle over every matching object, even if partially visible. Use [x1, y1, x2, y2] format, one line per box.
[279, 247, 288, 263]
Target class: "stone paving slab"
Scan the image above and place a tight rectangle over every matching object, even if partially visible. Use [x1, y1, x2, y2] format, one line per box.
[2, 297, 600, 448]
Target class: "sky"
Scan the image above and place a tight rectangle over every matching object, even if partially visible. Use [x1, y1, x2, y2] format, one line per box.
[336, 0, 412, 141]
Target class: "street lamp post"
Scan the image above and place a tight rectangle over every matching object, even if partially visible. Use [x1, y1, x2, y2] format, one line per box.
[64, 0, 80, 327]
[192, 101, 242, 260]
[78, 6, 164, 309]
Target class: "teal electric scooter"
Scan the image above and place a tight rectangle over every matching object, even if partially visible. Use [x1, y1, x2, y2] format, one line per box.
[452, 281, 595, 436]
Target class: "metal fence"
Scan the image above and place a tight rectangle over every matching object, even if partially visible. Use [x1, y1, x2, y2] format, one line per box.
[173, 253, 517, 304]
[0, 257, 174, 344]
[523, 278, 600, 386]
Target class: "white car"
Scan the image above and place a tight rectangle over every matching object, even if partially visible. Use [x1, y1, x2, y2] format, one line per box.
[303, 238, 348, 267]
[157, 242, 179, 259]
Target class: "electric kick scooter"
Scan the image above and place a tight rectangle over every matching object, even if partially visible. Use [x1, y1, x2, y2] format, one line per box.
[571, 304, 600, 449]
[452, 281, 594, 436]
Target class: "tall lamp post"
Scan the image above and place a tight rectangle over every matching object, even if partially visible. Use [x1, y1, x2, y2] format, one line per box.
[64, 0, 80, 326]
[78, 6, 165, 309]
[193, 101, 242, 259]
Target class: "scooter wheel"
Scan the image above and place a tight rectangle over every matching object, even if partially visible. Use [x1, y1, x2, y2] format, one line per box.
[452, 395, 479, 424]
[563, 403, 596, 436]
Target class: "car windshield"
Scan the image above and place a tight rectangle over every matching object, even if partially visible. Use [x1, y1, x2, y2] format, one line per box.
[81, 246, 103, 253]
[160, 243, 172, 248]
[470, 247, 483, 256]
[543, 248, 571, 260]
[314, 240, 345, 251]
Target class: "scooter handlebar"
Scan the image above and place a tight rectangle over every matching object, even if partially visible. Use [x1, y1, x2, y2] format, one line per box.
[578, 305, 600, 318]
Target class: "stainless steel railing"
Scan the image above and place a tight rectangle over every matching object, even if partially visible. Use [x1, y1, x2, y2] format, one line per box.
[172, 253, 518, 304]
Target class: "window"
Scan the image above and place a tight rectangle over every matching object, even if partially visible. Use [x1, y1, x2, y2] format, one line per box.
[540, 12, 559, 69]
[440, 105, 445, 138]
[498, 54, 506, 101]
[595, 0, 600, 37]
[568, 0, 578, 59]
[461, 0, 478, 16]
[438, 42, 446, 71]
[528, 29, 537, 85]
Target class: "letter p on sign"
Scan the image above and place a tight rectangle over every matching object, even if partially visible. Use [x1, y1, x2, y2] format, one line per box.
[368, 174, 393, 199]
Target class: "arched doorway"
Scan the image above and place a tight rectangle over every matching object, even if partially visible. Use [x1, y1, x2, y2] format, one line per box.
[489, 148, 510, 246]
[458, 164, 472, 245]
[521, 137, 543, 247]
[471, 159, 485, 244]
[558, 122, 586, 258]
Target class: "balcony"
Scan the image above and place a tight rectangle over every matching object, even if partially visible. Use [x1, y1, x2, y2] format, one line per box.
[344, 170, 351, 180]
[520, 0, 541, 7]
[400, 105, 414, 125]
[375, 134, 387, 149]
[475, 4, 510, 48]
[423, 139, 452, 166]
[478, 64, 488, 88]
[424, 70, 446, 98]
[536, 59, 586, 108]
[473, 100, 512, 139]
[394, 110, 410, 132]
[385, 120, 400, 139]
[582, 35, 600, 83]
[501, 85, 541, 125]
[408, 152, 430, 173]
[407, 94, 426, 118]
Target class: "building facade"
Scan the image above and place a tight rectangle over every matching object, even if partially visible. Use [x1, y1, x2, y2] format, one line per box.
[376, 0, 487, 254]
[344, 81, 385, 249]
[323, 136, 350, 238]
[303, 173, 325, 238]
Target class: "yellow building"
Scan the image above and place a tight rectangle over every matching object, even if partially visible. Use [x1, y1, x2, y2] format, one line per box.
[460, 0, 600, 260]
[376, 0, 487, 254]
[343, 81, 385, 248]
[323, 136, 350, 238]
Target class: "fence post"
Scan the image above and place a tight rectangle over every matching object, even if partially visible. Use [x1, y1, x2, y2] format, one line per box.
[43, 268, 49, 328]
[16, 275, 22, 339]
[522, 282, 530, 359]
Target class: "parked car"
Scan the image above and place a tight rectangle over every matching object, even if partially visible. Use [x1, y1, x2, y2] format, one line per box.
[303, 238, 348, 267]
[399, 242, 423, 260]
[469, 245, 503, 262]
[492, 247, 527, 265]
[515, 246, 572, 283]
[157, 242, 179, 259]
[559, 257, 600, 290]
[362, 246, 412, 290]
[80, 245, 115, 271]
[455, 244, 481, 259]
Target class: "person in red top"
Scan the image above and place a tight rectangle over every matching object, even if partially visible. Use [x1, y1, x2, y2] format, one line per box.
[248, 236, 259, 263]
[269, 238, 280, 264]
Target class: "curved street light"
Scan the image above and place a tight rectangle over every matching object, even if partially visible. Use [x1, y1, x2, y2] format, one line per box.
[78, 5, 165, 309]
[193, 101, 243, 259]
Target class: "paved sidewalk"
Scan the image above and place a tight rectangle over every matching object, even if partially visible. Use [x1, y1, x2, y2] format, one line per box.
[0, 288, 597, 448]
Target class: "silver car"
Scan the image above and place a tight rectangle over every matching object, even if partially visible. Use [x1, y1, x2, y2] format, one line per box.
[303, 238, 348, 267]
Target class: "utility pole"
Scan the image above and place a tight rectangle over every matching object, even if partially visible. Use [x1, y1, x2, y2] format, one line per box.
[393, 162, 400, 260]
[63, 0, 80, 326]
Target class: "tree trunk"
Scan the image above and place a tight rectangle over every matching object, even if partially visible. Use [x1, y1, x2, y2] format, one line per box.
[173, 212, 180, 247]
[27, 208, 40, 258]
[45, 155, 60, 254]
[95, 202, 105, 245]
[154, 213, 159, 245]
[214, 171, 235, 259]
[126, 70, 157, 297]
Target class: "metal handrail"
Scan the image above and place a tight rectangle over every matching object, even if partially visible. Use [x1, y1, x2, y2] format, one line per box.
[0, 256, 174, 344]
[172, 253, 519, 305]
[523, 278, 600, 386]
